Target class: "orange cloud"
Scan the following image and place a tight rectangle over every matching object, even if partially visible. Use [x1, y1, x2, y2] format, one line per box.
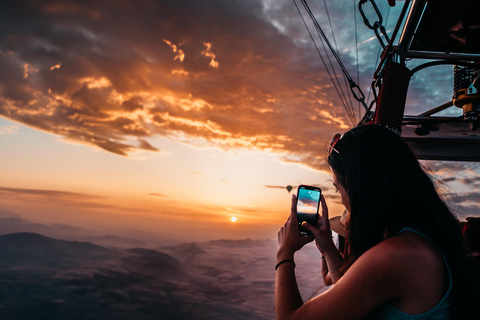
[23, 63, 38, 79]
[163, 39, 185, 62]
[50, 63, 62, 71]
[201, 42, 219, 68]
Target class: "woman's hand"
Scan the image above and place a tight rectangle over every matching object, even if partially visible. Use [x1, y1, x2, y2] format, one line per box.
[277, 194, 313, 260]
[301, 195, 335, 255]
[301, 195, 345, 283]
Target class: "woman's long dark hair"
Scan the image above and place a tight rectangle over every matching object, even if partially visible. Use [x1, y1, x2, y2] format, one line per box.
[327, 124, 480, 319]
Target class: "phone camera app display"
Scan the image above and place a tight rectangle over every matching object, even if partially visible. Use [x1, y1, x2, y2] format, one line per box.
[297, 187, 321, 234]
[297, 189, 321, 215]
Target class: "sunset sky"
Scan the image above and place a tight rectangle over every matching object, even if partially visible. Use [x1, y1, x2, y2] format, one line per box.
[1, 0, 479, 243]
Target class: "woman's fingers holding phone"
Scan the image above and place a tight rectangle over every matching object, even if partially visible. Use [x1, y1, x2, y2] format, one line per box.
[318, 195, 331, 232]
[290, 194, 298, 225]
[277, 195, 312, 254]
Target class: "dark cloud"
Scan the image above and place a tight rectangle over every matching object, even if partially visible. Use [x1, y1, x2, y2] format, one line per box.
[459, 178, 480, 186]
[264, 185, 292, 190]
[0, 186, 100, 199]
[138, 138, 160, 152]
[423, 161, 480, 189]
[424, 161, 479, 173]
[439, 177, 457, 183]
[0, 186, 129, 211]
[329, 193, 342, 203]
[148, 193, 168, 197]
[456, 192, 480, 205]
[443, 191, 480, 219]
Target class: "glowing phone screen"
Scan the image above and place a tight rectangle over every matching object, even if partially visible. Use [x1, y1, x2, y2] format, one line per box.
[297, 188, 321, 215]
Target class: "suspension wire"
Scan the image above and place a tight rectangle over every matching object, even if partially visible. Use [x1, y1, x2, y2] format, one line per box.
[323, 0, 339, 55]
[309, 0, 355, 123]
[314, 13, 357, 124]
[299, 0, 368, 117]
[294, 0, 357, 125]
[297, 0, 358, 125]
[300, 0, 355, 85]
[293, 0, 351, 119]
[300, 0, 350, 82]
[354, 0, 360, 121]
[323, 0, 356, 123]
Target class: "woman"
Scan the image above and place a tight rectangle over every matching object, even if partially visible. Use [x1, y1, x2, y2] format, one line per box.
[275, 125, 480, 320]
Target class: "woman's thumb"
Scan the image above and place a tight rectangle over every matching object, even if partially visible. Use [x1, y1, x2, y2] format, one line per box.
[301, 221, 317, 235]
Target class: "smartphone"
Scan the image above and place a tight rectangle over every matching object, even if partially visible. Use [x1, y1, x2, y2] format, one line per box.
[296, 185, 322, 235]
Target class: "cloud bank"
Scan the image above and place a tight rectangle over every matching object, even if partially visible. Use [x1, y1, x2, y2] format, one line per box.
[0, 0, 398, 170]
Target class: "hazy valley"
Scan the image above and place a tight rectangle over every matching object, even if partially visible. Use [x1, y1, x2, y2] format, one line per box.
[0, 217, 327, 319]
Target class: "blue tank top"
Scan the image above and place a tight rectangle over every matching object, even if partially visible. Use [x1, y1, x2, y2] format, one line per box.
[370, 228, 452, 320]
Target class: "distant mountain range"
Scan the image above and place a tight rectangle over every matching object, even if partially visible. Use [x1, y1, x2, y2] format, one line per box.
[0, 232, 186, 271]
[0, 232, 277, 319]
[0, 232, 115, 269]
[0, 232, 111, 255]
[159, 242, 207, 255]
[0, 215, 162, 248]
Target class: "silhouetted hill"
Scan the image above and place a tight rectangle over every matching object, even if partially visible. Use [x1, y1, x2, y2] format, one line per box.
[0, 232, 111, 255]
[90, 234, 148, 248]
[0, 232, 114, 268]
[122, 248, 179, 271]
[178, 242, 206, 254]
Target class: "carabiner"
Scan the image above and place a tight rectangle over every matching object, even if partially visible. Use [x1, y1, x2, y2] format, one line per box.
[359, 0, 383, 30]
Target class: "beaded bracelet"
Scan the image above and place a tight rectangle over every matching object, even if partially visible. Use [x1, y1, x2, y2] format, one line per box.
[275, 259, 295, 271]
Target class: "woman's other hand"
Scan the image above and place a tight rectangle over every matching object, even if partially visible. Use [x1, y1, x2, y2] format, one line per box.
[277, 194, 313, 259]
[301, 195, 335, 255]
[302, 195, 345, 282]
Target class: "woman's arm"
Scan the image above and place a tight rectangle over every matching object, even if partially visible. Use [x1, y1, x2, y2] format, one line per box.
[275, 194, 314, 319]
[276, 237, 409, 320]
[275, 247, 305, 319]
[275, 196, 408, 320]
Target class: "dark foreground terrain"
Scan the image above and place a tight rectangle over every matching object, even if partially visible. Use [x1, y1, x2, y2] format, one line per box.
[0, 233, 325, 319]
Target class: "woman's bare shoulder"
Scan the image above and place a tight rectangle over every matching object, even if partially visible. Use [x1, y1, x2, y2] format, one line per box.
[351, 231, 444, 286]
[358, 231, 447, 312]
[304, 232, 445, 319]
[307, 235, 418, 318]
[357, 234, 421, 265]
[371, 231, 442, 262]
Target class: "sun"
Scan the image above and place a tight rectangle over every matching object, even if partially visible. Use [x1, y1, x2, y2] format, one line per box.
[230, 216, 237, 222]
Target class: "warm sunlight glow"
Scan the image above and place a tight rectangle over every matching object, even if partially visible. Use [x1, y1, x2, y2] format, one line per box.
[231, 217, 237, 222]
